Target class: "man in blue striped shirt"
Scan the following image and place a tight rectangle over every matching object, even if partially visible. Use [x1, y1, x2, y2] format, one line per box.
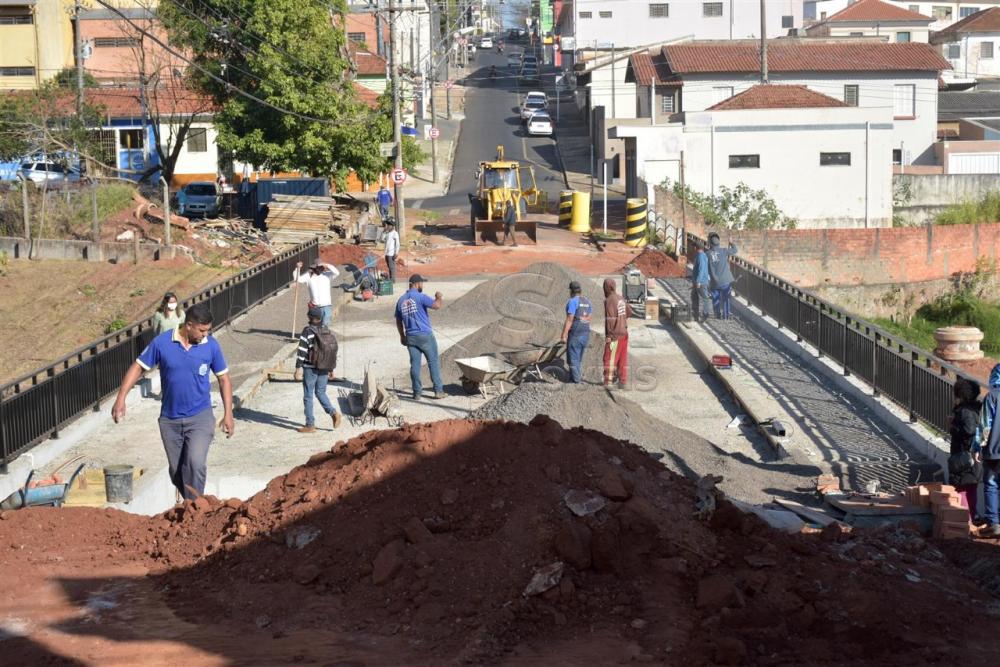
[293, 306, 342, 432]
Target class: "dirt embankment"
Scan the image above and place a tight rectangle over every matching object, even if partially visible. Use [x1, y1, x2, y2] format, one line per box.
[3, 417, 1000, 665]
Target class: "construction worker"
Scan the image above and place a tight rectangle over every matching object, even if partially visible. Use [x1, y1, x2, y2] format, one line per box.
[383, 219, 400, 283]
[111, 302, 234, 500]
[293, 306, 342, 433]
[690, 240, 711, 322]
[603, 278, 631, 389]
[396, 274, 445, 400]
[293, 259, 340, 327]
[706, 232, 738, 319]
[560, 280, 592, 384]
[376, 184, 393, 221]
[502, 198, 519, 247]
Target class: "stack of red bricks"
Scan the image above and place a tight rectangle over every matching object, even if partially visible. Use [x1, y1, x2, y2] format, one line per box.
[905, 483, 971, 540]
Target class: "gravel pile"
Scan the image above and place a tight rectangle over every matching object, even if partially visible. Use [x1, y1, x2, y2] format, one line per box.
[438, 262, 603, 325]
[471, 382, 810, 504]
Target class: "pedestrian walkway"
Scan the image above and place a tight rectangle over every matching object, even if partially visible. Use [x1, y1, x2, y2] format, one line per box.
[660, 277, 940, 493]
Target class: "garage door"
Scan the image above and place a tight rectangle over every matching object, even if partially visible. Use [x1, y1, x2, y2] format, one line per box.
[948, 152, 1000, 174]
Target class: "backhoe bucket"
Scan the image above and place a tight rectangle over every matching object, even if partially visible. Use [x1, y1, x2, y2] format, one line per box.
[474, 219, 538, 245]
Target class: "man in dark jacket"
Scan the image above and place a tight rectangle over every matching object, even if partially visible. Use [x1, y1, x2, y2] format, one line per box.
[981, 365, 1000, 535]
[603, 278, 631, 388]
[951, 377, 983, 523]
[293, 306, 342, 433]
[502, 198, 519, 247]
[706, 232, 738, 319]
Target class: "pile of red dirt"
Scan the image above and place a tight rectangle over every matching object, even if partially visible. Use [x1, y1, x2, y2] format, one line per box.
[319, 242, 377, 268]
[5, 417, 1000, 665]
[622, 247, 686, 278]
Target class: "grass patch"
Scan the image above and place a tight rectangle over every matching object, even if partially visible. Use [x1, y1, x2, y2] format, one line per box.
[874, 293, 1000, 357]
[936, 192, 1000, 226]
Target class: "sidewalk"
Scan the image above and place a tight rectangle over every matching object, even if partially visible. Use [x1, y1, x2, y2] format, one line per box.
[405, 84, 468, 201]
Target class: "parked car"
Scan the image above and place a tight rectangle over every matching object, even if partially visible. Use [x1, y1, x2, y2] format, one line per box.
[526, 112, 554, 137]
[480, 36, 494, 49]
[520, 66, 539, 83]
[520, 92, 548, 122]
[175, 181, 221, 218]
[521, 54, 538, 69]
[507, 54, 521, 70]
[18, 161, 80, 185]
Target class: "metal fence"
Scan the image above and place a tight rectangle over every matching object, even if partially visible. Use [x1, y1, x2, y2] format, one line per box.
[688, 233, 974, 435]
[0, 238, 319, 470]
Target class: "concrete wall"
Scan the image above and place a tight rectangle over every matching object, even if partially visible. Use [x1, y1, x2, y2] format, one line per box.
[894, 172, 1000, 224]
[678, 71, 940, 165]
[0, 237, 189, 263]
[570, 0, 803, 48]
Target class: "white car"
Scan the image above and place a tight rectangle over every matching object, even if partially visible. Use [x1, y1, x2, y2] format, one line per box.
[520, 92, 548, 121]
[526, 112, 554, 137]
[481, 37, 494, 49]
[18, 161, 80, 185]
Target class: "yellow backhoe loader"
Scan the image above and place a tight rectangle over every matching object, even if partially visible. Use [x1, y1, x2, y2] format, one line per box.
[469, 145, 540, 244]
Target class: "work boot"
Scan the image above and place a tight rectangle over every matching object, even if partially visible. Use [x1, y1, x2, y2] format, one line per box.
[432, 391, 446, 400]
[332, 412, 343, 428]
[990, 524, 1000, 538]
[412, 393, 423, 401]
[617, 382, 629, 391]
[297, 425, 316, 434]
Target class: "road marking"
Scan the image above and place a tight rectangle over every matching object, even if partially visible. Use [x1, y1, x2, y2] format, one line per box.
[412, 200, 423, 209]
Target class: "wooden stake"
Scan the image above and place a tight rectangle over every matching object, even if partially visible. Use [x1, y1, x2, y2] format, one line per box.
[291, 280, 300, 340]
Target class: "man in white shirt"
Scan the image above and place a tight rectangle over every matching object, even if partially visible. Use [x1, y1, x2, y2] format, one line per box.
[293, 259, 340, 326]
[383, 220, 400, 283]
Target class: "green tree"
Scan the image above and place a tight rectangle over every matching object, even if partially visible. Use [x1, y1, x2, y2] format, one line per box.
[668, 180, 796, 230]
[0, 83, 103, 163]
[158, 0, 376, 183]
[52, 68, 99, 89]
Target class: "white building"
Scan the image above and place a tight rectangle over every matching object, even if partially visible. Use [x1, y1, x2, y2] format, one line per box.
[931, 7, 1000, 78]
[624, 39, 949, 165]
[808, 0, 1000, 28]
[558, 0, 804, 52]
[805, 0, 934, 41]
[613, 85, 895, 227]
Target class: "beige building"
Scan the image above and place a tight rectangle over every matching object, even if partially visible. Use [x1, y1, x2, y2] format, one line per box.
[0, 0, 75, 89]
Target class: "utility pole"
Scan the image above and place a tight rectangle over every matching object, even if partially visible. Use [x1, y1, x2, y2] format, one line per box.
[760, 0, 768, 83]
[389, 0, 406, 239]
[75, 0, 84, 114]
[429, 0, 439, 183]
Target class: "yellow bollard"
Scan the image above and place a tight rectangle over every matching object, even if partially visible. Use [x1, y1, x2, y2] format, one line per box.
[558, 190, 574, 227]
[569, 191, 591, 233]
[624, 198, 648, 247]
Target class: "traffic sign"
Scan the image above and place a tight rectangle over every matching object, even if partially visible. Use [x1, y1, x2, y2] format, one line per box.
[379, 142, 396, 158]
[429, 127, 440, 139]
[391, 167, 407, 185]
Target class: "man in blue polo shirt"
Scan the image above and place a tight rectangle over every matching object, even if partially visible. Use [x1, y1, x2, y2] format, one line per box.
[111, 302, 234, 500]
[395, 273, 445, 400]
[560, 280, 592, 384]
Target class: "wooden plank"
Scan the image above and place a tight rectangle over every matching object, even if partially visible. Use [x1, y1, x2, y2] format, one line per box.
[826, 495, 931, 516]
[773, 498, 843, 527]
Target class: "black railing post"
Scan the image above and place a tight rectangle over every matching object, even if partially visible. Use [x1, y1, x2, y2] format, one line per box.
[48, 368, 59, 439]
[817, 305, 824, 359]
[843, 316, 850, 376]
[91, 346, 101, 411]
[795, 291, 802, 342]
[908, 349, 918, 423]
[0, 398, 8, 474]
[872, 330, 880, 397]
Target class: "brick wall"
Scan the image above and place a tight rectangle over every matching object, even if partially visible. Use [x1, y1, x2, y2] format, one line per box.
[651, 185, 1000, 289]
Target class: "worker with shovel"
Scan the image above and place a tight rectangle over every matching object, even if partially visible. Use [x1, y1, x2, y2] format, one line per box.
[294, 306, 342, 432]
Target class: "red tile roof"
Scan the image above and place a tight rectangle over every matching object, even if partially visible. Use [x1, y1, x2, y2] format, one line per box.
[353, 82, 380, 108]
[3, 85, 215, 117]
[626, 51, 681, 86]
[707, 84, 849, 110]
[821, 0, 931, 23]
[663, 40, 951, 73]
[932, 7, 1000, 42]
[349, 43, 387, 77]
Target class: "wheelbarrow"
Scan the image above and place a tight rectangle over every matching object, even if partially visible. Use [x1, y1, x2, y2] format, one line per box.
[454, 355, 517, 397]
[504, 341, 566, 383]
[0, 464, 86, 510]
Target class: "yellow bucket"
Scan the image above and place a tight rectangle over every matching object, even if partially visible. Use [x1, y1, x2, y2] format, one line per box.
[625, 198, 648, 247]
[569, 191, 591, 233]
[558, 190, 574, 227]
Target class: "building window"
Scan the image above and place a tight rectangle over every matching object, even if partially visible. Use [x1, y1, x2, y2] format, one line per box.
[94, 37, 139, 48]
[844, 84, 859, 106]
[892, 149, 902, 165]
[578, 10, 592, 18]
[649, 3, 669, 17]
[599, 10, 612, 17]
[0, 15, 32, 25]
[947, 43, 961, 59]
[932, 5, 953, 19]
[782, 15, 793, 27]
[703, 2, 724, 17]
[820, 152, 851, 166]
[0, 66, 34, 76]
[661, 92, 675, 113]
[712, 86, 734, 104]
[729, 154, 760, 168]
[960, 6, 981, 17]
[908, 4, 920, 11]
[347, 32, 366, 43]
[820, 11, 827, 18]
[119, 129, 144, 150]
[893, 83, 915, 117]
[896, 31, 911, 42]
[849, 31, 865, 36]
[186, 128, 208, 153]
[983, 42, 994, 59]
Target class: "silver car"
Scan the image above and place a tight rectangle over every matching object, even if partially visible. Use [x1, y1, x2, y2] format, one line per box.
[18, 161, 80, 184]
[176, 181, 221, 218]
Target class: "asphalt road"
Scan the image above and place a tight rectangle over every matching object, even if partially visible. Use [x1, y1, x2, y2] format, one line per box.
[414, 44, 567, 215]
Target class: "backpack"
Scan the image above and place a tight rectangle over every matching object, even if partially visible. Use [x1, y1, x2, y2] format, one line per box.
[308, 326, 339, 371]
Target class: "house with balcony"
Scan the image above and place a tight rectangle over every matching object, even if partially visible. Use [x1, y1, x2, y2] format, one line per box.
[805, 0, 934, 41]
[931, 6, 1000, 78]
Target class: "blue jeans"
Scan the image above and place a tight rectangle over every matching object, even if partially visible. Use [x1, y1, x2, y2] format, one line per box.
[566, 335, 589, 383]
[303, 366, 338, 426]
[406, 332, 443, 396]
[317, 305, 332, 327]
[985, 460, 1000, 525]
[711, 283, 732, 319]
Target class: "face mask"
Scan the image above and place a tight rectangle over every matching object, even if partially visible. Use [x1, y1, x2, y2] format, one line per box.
[167, 302, 178, 311]
[417, 286, 423, 293]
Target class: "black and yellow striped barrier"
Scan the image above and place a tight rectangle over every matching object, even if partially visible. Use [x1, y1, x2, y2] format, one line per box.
[625, 198, 647, 247]
[558, 190, 573, 227]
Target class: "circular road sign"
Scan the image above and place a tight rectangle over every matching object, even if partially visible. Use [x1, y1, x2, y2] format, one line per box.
[429, 127, 440, 139]
[391, 167, 407, 185]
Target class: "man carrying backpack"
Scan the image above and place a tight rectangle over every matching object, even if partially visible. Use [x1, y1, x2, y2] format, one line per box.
[293, 306, 342, 432]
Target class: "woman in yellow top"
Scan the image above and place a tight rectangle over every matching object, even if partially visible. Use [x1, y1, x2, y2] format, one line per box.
[152, 292, 184, 335]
